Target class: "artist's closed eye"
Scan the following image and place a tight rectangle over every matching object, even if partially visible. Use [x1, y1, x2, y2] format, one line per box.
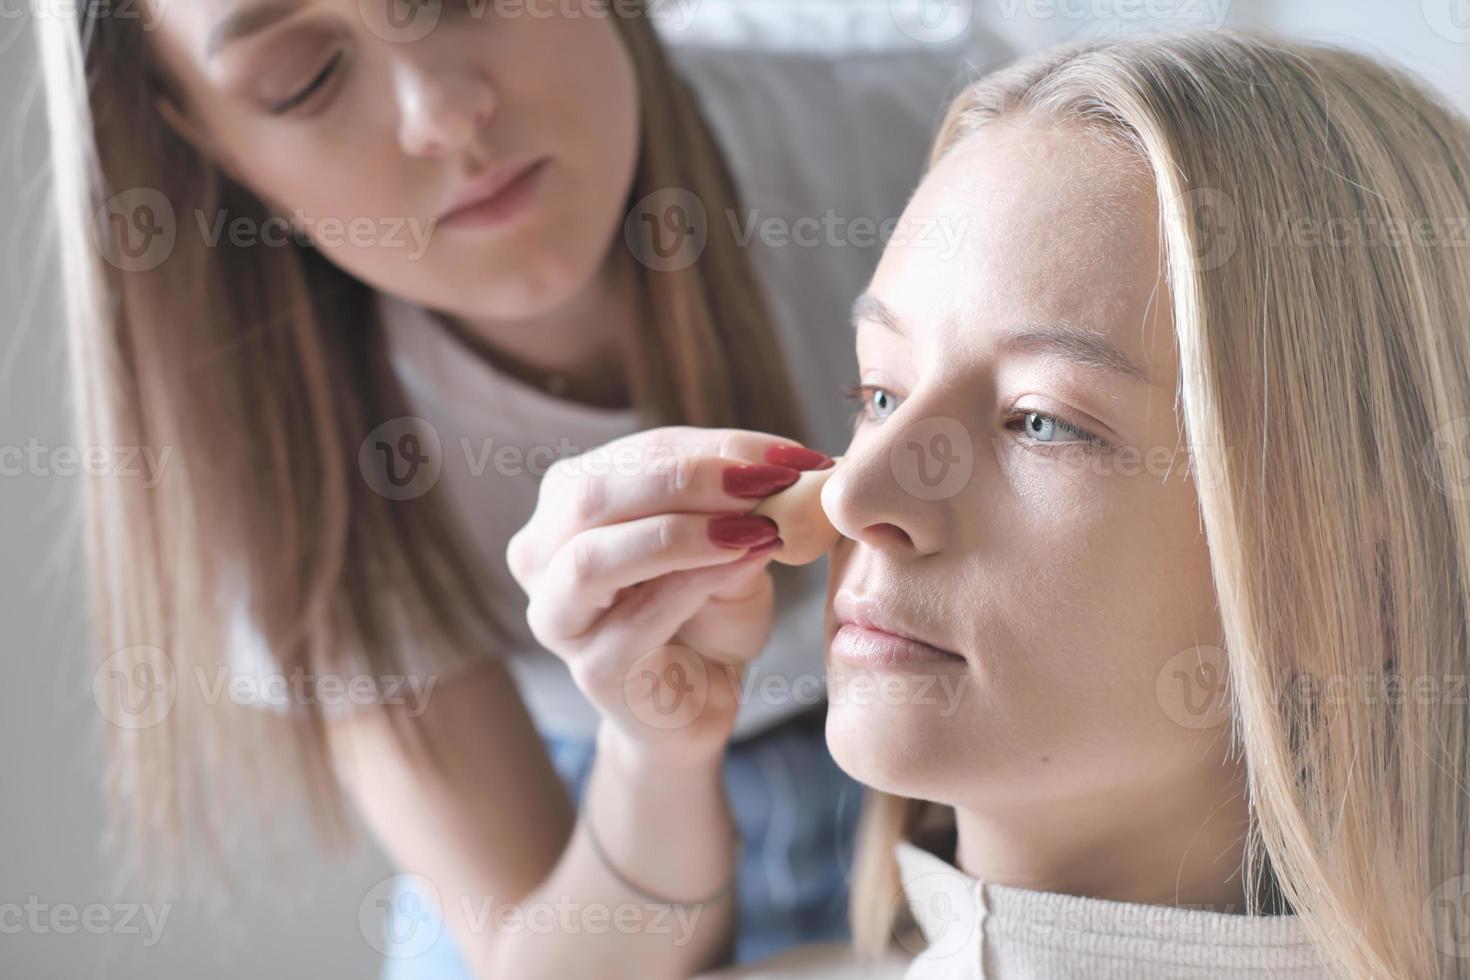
[268, 49, 345, 115]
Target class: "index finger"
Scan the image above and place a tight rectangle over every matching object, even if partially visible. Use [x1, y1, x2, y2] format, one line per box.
[623, 426, 810, 467]
[509, 428, 825, 577]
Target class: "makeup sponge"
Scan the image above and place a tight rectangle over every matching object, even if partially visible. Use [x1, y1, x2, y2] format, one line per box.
[751, 457, 843, 565]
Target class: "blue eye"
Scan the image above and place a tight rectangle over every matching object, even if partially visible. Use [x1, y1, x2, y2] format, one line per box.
[867, 387, 900, 419]
[843, 382, 902, 424]
[1014, 410, 1102, 447]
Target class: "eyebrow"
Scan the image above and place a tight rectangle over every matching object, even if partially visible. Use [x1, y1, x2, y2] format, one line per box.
[850, 292, 1152, 385]
[206, 2, 298, 57]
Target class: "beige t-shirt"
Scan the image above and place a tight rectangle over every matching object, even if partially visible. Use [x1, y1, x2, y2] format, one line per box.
[232, 36, 1011, 739]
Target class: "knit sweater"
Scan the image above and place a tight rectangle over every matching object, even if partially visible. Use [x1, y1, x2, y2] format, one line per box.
[893, 840, 1336, 979]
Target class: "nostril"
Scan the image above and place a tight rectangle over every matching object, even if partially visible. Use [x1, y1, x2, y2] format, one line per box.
[866, 523, 913, 549]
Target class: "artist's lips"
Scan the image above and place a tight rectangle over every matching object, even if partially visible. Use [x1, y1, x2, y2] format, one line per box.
[830, 591, 965, 668]
[438, 156, 549, 229]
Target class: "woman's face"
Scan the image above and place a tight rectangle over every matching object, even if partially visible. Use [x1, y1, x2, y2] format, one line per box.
[143, 0, 639, 319]
[823, 119, 1230, 812]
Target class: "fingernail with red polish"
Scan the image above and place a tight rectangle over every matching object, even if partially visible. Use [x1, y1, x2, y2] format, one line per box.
[723, 464, 799, 498]
[744, 537, 783, 558]
[708, 515, 779, 549]
[765, 445, 834, 471]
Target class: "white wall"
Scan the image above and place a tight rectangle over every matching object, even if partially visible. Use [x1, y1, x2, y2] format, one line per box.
[1, 3, 1465, 977]
[665, 0, 1469, 116]
[1241, 0, 1470, 115]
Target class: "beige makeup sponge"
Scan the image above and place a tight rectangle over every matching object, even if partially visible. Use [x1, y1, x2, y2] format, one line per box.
[751, 457, 843, 565]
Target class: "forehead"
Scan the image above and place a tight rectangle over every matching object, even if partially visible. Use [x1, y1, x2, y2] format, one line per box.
[144, 0, 321, 61]
[140, 0, 239, 76]
[145, 0, 235, 43]
[867, 117, 1167, 367]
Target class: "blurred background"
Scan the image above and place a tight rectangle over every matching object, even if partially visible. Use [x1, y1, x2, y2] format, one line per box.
[2, 0, 1466, 976]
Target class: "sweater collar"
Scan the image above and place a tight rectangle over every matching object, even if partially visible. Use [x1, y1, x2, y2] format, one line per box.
[892, 839, 1332, 978]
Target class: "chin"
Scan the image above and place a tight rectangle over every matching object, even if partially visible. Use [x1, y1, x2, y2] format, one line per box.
[466, 267, 577, 320]
[824, 683, 973, 803]
[448, 238, 594, 320]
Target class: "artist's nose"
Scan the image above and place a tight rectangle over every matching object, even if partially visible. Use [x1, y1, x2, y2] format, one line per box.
[393, 56, 496, 159]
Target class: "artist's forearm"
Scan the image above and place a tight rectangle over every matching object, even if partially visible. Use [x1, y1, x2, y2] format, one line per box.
[468, 727, 738, 980]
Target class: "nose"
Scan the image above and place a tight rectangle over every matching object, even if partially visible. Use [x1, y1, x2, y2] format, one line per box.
[821, 420, 958, 558]
[393, 58, 496, 159]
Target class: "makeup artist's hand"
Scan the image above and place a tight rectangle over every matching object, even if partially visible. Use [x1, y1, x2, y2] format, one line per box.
[507, 427, 832, 765]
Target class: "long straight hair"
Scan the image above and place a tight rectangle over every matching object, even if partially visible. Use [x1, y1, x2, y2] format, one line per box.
[852, 31, 1470, 980]
[37, 2, 806, 891]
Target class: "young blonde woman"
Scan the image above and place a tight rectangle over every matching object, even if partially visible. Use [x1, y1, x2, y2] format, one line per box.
[779, 29, 1466, 980]
[38, 2, 1009, 978]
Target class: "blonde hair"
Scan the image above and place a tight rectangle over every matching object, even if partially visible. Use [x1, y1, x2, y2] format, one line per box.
[852, 31, 1470, 980]
[37, 2, 806, 891]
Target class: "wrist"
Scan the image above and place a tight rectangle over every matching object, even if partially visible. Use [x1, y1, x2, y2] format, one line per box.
[580, 751, 741, 911]
[596, 722, 728, 783]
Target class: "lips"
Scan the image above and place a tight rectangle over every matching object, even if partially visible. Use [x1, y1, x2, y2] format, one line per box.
[438, 155, 549, 227]
[831, 590, 964, 667]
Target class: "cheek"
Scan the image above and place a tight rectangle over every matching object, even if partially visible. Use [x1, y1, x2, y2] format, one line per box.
[1028, 468, 1221, 672]
[989, 445, 1220, 661]
[824, 468, 1227, 808]
[974, 472, 1226, 797]
[505, 13, 639, 216]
